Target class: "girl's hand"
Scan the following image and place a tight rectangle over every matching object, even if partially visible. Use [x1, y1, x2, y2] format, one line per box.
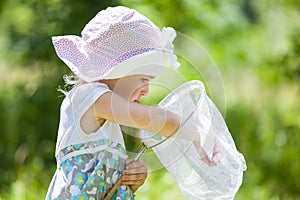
[122, 160, 148, 193]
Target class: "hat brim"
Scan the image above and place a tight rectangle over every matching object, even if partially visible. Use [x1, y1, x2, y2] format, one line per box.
[100, 50, 171, 80]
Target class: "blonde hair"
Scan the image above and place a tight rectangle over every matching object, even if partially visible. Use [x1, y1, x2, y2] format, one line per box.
[58, 73, 84, 95]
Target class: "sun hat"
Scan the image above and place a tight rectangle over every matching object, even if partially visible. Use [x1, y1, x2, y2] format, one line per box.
[52, 6, 180, 82]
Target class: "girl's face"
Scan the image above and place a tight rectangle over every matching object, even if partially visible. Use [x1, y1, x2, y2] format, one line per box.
[102, 75, 153, 103]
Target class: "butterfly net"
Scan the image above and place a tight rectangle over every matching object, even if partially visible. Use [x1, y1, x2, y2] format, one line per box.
[140, 80, 246, 200]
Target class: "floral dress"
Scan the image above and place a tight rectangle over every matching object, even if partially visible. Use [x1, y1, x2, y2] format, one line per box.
[45, 83, 134, 200]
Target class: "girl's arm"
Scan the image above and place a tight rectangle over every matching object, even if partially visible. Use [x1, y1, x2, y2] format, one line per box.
[94, 92, 181, 137]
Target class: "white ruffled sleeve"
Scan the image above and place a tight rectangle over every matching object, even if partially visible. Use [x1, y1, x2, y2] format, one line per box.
[70, 82, 111, 119]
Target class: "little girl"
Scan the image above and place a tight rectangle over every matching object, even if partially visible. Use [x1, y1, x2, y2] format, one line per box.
[46, 6, 180, 200]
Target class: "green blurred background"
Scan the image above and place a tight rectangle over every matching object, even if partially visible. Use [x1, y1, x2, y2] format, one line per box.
[0, 0, 299, 199]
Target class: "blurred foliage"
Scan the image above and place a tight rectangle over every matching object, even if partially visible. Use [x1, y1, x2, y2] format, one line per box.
[0, 0, 299, 199]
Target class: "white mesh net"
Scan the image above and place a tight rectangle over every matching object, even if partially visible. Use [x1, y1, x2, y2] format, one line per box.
[140, 80, 246, 200]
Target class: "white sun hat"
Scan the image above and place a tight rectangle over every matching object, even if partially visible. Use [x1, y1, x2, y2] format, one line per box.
[52, 6, 180, 82]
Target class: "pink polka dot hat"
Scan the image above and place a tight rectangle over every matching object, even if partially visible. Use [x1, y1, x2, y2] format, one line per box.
[52, 6, 180, 82]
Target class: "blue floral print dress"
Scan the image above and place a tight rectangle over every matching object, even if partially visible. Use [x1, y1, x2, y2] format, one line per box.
[45, 83, 134, 200]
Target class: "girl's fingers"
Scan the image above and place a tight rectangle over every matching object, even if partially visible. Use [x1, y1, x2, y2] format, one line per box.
[124, 160, 147, 174]
[122, 174, 146, 183]
[123, 159, 148, 191]
[122, 175, 147, 187]
[122, 166, 147, 175]
[126, 160, 145, 168]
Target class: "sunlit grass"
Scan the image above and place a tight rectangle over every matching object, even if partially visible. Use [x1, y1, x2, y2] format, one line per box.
[135, 169, 181, 200]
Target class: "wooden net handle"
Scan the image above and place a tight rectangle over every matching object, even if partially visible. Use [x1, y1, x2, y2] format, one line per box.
[103, 178, 123, 200]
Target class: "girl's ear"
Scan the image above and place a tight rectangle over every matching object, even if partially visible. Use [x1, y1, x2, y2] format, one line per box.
[52, 36, 88, 76]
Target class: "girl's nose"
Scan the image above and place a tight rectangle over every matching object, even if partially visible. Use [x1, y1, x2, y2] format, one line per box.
[141, 84, 149, 96]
